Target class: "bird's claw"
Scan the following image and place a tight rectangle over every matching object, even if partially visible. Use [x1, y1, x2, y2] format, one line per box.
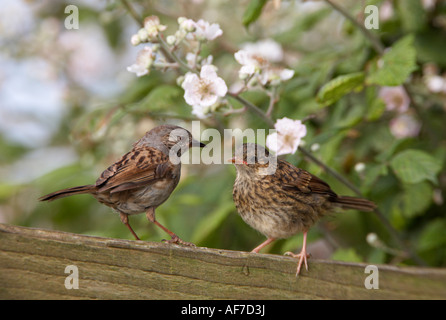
[284, 251, 310, 276]
[162, 235, 196, 247]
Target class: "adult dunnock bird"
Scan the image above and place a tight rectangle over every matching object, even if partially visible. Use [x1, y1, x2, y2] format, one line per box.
[39, 124, 205, 245]
[230, 143, 376, 275]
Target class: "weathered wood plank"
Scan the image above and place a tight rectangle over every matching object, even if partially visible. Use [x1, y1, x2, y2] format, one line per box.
[0, 223, 445, 300]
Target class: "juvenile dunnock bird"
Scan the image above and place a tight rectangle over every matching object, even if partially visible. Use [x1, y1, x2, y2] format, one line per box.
[230, 143, 376, 275]
[39, 124, 205, 245]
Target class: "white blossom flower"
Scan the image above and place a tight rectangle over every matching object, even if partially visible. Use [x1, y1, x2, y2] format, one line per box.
[378, 86, 410, 113]
[178, 17, 196, 32]
[182, 65, 228, 108]
[178, 17, 222, 41]
[234, 40, 294, 86]
[234, 49, 268, 78]
[259, 67, 294, 86]
[127, 46, 155, 77]
[191, 19, 223, 41]
[186, 52, 213, 69]
[266, 117, 307, 156]
[389, 113, 421, 139]
[143, 16, 166, 39]
[241, 39, 283, 63]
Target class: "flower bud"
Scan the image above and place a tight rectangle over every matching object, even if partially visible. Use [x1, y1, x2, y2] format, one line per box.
[176, 75, 185, 87]
[166, 35, 176, 46]
[310, 143, 320, 152]
[238, 71, 249, 80]
[354, 162, 366, 173]
[130, 34, 141, 46]
[137, 28, 149, 42]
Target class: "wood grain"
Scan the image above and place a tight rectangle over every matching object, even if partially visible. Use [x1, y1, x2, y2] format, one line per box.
[0, 223, 445, 300]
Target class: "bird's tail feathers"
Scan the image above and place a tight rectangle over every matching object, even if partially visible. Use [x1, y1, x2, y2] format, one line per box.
[335, 196, 376, 212]
[39, 185, 95, 202]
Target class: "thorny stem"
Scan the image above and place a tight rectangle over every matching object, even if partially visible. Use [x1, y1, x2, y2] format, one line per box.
[121, 0, 426, 266]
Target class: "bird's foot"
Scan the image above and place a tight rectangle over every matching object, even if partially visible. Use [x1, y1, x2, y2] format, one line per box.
[162, 235, 196, 247]
[284, 250, 310, 276]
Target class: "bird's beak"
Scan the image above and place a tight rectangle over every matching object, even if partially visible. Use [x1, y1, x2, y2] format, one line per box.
[190, 138, 206, 148]
[228, 157, 246, 165]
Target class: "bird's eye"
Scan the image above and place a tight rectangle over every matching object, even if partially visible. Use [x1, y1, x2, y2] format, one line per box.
[168, 134, 180, 142]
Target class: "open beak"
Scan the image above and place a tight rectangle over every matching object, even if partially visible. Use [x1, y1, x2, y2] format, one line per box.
[191, 138, 206, 148]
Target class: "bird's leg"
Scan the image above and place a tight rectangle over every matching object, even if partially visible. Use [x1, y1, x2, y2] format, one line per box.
[251, 238, 276, 253]
[145, 207, 195, 247]
[284, 231, 310, 276]
[119, 212, 140, 240]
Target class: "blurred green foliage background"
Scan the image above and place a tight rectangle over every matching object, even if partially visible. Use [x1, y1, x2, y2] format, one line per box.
[1, 0, 445, 268]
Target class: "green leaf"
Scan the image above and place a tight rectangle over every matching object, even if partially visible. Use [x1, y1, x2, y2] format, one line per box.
[390, 149, 442, 184]
[366, 98, 385, 121]
[415, 32, 446, 67]
[417, 218, 446, 252]
[397, 0, 427, 33]
[130, 84, 185, 115]
[242, 0, 268, 27]
[317, 72, 365, 106]
[365, 86, 386, 121]
[363, 163, 388, 191]
[398, 182, 433, 218]
[367, 35, 417, 86]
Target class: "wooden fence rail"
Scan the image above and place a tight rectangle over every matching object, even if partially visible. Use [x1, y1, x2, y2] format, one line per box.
[0, 223, 445, 300]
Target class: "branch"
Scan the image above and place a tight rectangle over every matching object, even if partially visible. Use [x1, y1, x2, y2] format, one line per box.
[157, 34, 197, 73]
[120, 0, 143, 27]
[266, 87, 278, 117]
[323, 0, 385, 54]
[227, 92, 275, 127]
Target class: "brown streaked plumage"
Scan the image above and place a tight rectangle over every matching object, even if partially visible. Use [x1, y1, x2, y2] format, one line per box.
[39, 124, 205, 245]
[230, 143, 376, 276]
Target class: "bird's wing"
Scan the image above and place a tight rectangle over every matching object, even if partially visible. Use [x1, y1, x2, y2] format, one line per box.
[95, 147, 174, 193]
[280, 161, 338, 198]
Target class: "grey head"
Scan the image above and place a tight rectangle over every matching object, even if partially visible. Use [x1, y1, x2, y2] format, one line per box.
[133, 124, 206, 156]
